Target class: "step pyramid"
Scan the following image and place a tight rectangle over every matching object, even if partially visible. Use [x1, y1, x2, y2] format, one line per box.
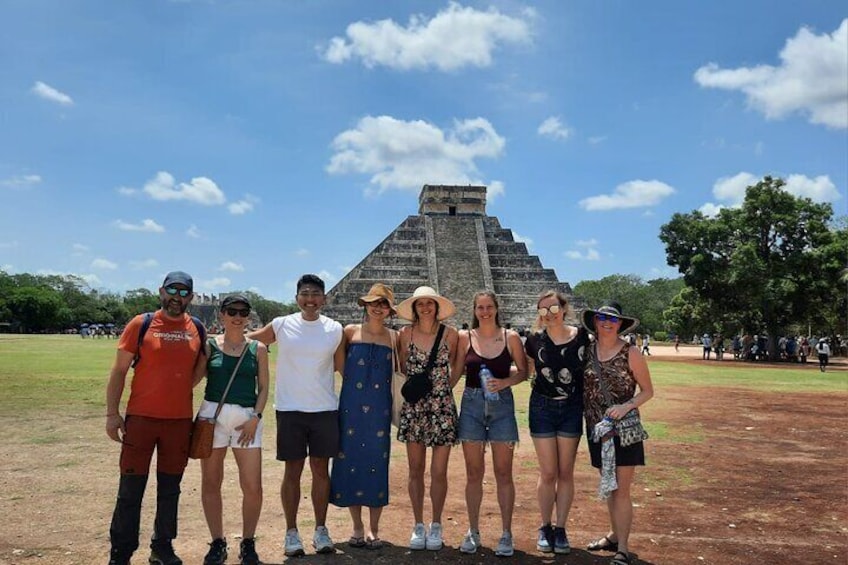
[323, 185, 582, 329]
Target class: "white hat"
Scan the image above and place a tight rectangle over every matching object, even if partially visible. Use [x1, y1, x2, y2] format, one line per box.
[396, 286, 456, 321]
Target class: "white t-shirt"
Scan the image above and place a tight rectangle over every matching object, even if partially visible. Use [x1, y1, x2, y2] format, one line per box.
[272, 313, 342, 412]
[816, 342, 830, 356]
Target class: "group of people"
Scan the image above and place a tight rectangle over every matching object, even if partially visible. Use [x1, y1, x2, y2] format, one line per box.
[105, 271, 653, 565]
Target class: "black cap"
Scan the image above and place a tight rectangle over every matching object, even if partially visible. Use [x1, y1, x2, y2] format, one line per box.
[162, 271, 193, 291]
[221, 294, 251, 310]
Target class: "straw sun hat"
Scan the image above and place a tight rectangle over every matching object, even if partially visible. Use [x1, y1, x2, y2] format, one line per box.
[395, 286, 456, 321]
[357, 283, 397, 315]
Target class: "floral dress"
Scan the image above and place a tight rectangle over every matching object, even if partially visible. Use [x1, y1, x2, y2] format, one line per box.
[397, 339, 458, 446]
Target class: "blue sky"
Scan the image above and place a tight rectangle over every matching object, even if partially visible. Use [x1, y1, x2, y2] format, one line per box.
[1, 1, 846, 303]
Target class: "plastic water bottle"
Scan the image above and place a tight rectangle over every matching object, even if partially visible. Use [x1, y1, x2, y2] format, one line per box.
[479, 364, 500, 402]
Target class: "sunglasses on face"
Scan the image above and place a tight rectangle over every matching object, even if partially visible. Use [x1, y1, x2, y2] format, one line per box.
[537, 304, 562, 317]
[164, 287, 190, 298]
[224, 308, 250, 318]
[595, 313, 620, 323]
[367, 300, 390, 309]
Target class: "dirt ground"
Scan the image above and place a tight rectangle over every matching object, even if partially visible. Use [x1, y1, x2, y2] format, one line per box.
[1, 345, 846, 565]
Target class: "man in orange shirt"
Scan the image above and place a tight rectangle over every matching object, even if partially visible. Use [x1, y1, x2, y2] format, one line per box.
[105, 271, 207, 565]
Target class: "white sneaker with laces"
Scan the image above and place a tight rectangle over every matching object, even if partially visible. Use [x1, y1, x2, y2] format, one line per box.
[284, 529, 304, 557]
[312, 526, 335, 554]
[425, 522, 444, 551]
[459, 529, 481, 554]
[409, 523, 426, 550]
[495, 531, 514, 557]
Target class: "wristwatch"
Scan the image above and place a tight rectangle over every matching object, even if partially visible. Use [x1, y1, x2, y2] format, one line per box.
[254, 412, 263, 420]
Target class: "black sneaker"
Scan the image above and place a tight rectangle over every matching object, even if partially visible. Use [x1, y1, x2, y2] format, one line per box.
[203, 538, 228, 565]
[239, 537, 262, 565]
[108, 548, 132, 565]
[149, 540, 182, 565]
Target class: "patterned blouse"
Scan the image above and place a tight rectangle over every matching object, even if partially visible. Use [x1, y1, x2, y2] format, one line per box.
[583, 341, 637, 433]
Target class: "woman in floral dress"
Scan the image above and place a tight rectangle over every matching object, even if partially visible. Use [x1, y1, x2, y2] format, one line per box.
[395, 286, 460, 552]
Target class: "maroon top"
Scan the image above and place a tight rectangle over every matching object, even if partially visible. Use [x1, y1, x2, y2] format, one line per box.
[464, 329, 513, 388]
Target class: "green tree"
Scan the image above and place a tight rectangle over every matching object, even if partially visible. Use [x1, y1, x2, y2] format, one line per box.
[573, 275, 683, 335]
[660, 176, 843, 357]
[5, 286, 65, 332]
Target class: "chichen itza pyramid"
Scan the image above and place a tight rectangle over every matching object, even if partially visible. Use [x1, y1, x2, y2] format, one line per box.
[323, 185, 581, 328]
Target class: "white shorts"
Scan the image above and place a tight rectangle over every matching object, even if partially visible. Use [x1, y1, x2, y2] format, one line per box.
[198, 399, 263, 449]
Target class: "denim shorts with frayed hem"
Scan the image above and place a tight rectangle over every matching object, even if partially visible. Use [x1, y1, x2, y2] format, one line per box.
[458, 387, 519, 444]
[528, 390, 583, 439]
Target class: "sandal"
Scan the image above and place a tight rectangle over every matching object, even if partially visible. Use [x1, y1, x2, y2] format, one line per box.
[587, 536, 619, 552]
[611, 551, 631, 565]
[365, 537, 383, 550]
[348, 536, 367, 548]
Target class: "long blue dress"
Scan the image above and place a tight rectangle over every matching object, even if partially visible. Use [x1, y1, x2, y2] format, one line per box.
[330, 342, 393, 507]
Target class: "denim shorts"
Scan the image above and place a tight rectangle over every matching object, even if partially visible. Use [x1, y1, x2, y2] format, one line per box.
[458, 387, 519, 444]
[528, 390, 583, 439]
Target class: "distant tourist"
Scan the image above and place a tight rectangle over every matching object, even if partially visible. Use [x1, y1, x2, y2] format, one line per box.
[523, 290, 589, 555]
[702, 333, 712, 360]
[330, 283, 397, 550]
[195, 295, 269, 565]
[395, 286, 460, 551]
[105, 271, 207, 565]
[674, 335, 680, 352]
[641, 334, 651, 356]
[582, 301, 654, 565]
[456, 291, 527, 556]
[247, 274, 344, 557]
[816, 338, 830, 372]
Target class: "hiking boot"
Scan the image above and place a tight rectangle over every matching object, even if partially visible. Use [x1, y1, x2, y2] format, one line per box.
[409, 523, 426, 550]
[425, 522, 443, 551]
[283, 530, 304, 557]
[149, 539, 182, 565]
[536, 524, 553, 553]
[203, 538, 227, 565]
[312, 526, 335, 554]
[554, 527, 571, 554]
[495, 531, 514, 557]
[459, 529, 481, 554]
[108, 548, 132, 565]
[238, 538, 261, 565]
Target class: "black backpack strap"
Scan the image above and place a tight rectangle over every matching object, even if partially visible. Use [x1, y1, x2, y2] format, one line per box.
[131, 312, 155, 368]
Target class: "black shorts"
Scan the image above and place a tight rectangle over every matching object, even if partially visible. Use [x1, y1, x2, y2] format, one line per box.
[276, 410, 339, 461]
[588, 435, 645, 469]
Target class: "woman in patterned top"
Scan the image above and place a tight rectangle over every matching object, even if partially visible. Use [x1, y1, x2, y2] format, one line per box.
[523, 290, 590, 555]
[581, 301, 653, 565]
[395, 286, 460, 552]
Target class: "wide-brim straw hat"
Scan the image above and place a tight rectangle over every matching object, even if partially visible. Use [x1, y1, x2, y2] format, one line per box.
[396, 286, 456, 321]
[581, 300, 639, 336]
[357, 283, 397, 315]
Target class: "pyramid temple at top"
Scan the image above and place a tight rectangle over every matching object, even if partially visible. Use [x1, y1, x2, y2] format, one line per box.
[323, 185, 582, 329]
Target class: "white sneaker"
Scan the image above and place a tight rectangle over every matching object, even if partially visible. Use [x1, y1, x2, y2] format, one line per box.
[459, 529, 480, 554]
[425, 522, 443, 551]
[284, 529, 304, 557]
[495, 531, 514, 557]
[312, 526, 335, 554]
[409, 523, 426, 550]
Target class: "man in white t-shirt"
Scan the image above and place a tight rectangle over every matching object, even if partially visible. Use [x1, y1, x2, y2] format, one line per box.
[249, 274, 344, 557]
[816, 339, 831, 372]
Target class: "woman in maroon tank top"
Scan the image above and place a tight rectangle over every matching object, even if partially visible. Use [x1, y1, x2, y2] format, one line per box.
[455, 291, 527, 556]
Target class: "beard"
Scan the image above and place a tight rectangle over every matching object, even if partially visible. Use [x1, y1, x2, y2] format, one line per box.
[161, 298, 188, 317]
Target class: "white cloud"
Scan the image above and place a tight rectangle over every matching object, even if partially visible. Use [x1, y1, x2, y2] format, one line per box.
[228, 194, 259, 215]
[219, 261, 244, 272]
[579, 180, 676, 211]
[322, 2, 533, 71]
[129, 259, 159, 269]
[317, 270, 337, 283]
[91, 258, 118, 270]
[588, 135, 607, 145]
[537, 116, 571, 140]
[327, 115, 505, 194]
[31, 81, 73, 106]
[784, 174, 841, 201]
[142, 171, 226, 205]
[72, 243, 89, 254]
[576, 238, 598, 247]
[1, 264, 13, 272]
[37, 269, 100, 287]
[713, 172, 758, 206]
[201, 277, 231, 290]
[512, 231, 533, 250]
[113, 219, 165, 232]
[186, 225, 201, 239]
[0, 174, 42, 189]
[295, 248, 309, 257]
[117, 186, 136, 196]
[694, 19, 848, 129]
[564, 248, 600, 261]
[707, 172, 841, 211]
[698, 203, 724, 217]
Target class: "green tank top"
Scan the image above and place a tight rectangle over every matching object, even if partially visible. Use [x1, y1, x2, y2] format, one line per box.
[204, 339, 259, 407]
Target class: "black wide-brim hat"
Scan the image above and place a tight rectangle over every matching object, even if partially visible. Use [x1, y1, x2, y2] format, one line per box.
[581, 300, 640, 335]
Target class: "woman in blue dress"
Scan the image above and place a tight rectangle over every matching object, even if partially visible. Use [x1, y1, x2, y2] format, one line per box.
[330, 283, 397, 549]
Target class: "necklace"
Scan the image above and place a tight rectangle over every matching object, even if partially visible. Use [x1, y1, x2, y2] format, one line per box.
[221, 337, 246, 354]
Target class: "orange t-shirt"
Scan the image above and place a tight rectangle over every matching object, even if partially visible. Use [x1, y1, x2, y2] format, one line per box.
[118, 311, 203, 419]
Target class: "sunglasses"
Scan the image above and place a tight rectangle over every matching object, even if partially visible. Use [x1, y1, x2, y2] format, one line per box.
[367, 300, 390, 309]
[164, 287, 190, 298]
[595, 313, 620, 323]
[537, 304, 562, 317]
[224, 308, 250, 318]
